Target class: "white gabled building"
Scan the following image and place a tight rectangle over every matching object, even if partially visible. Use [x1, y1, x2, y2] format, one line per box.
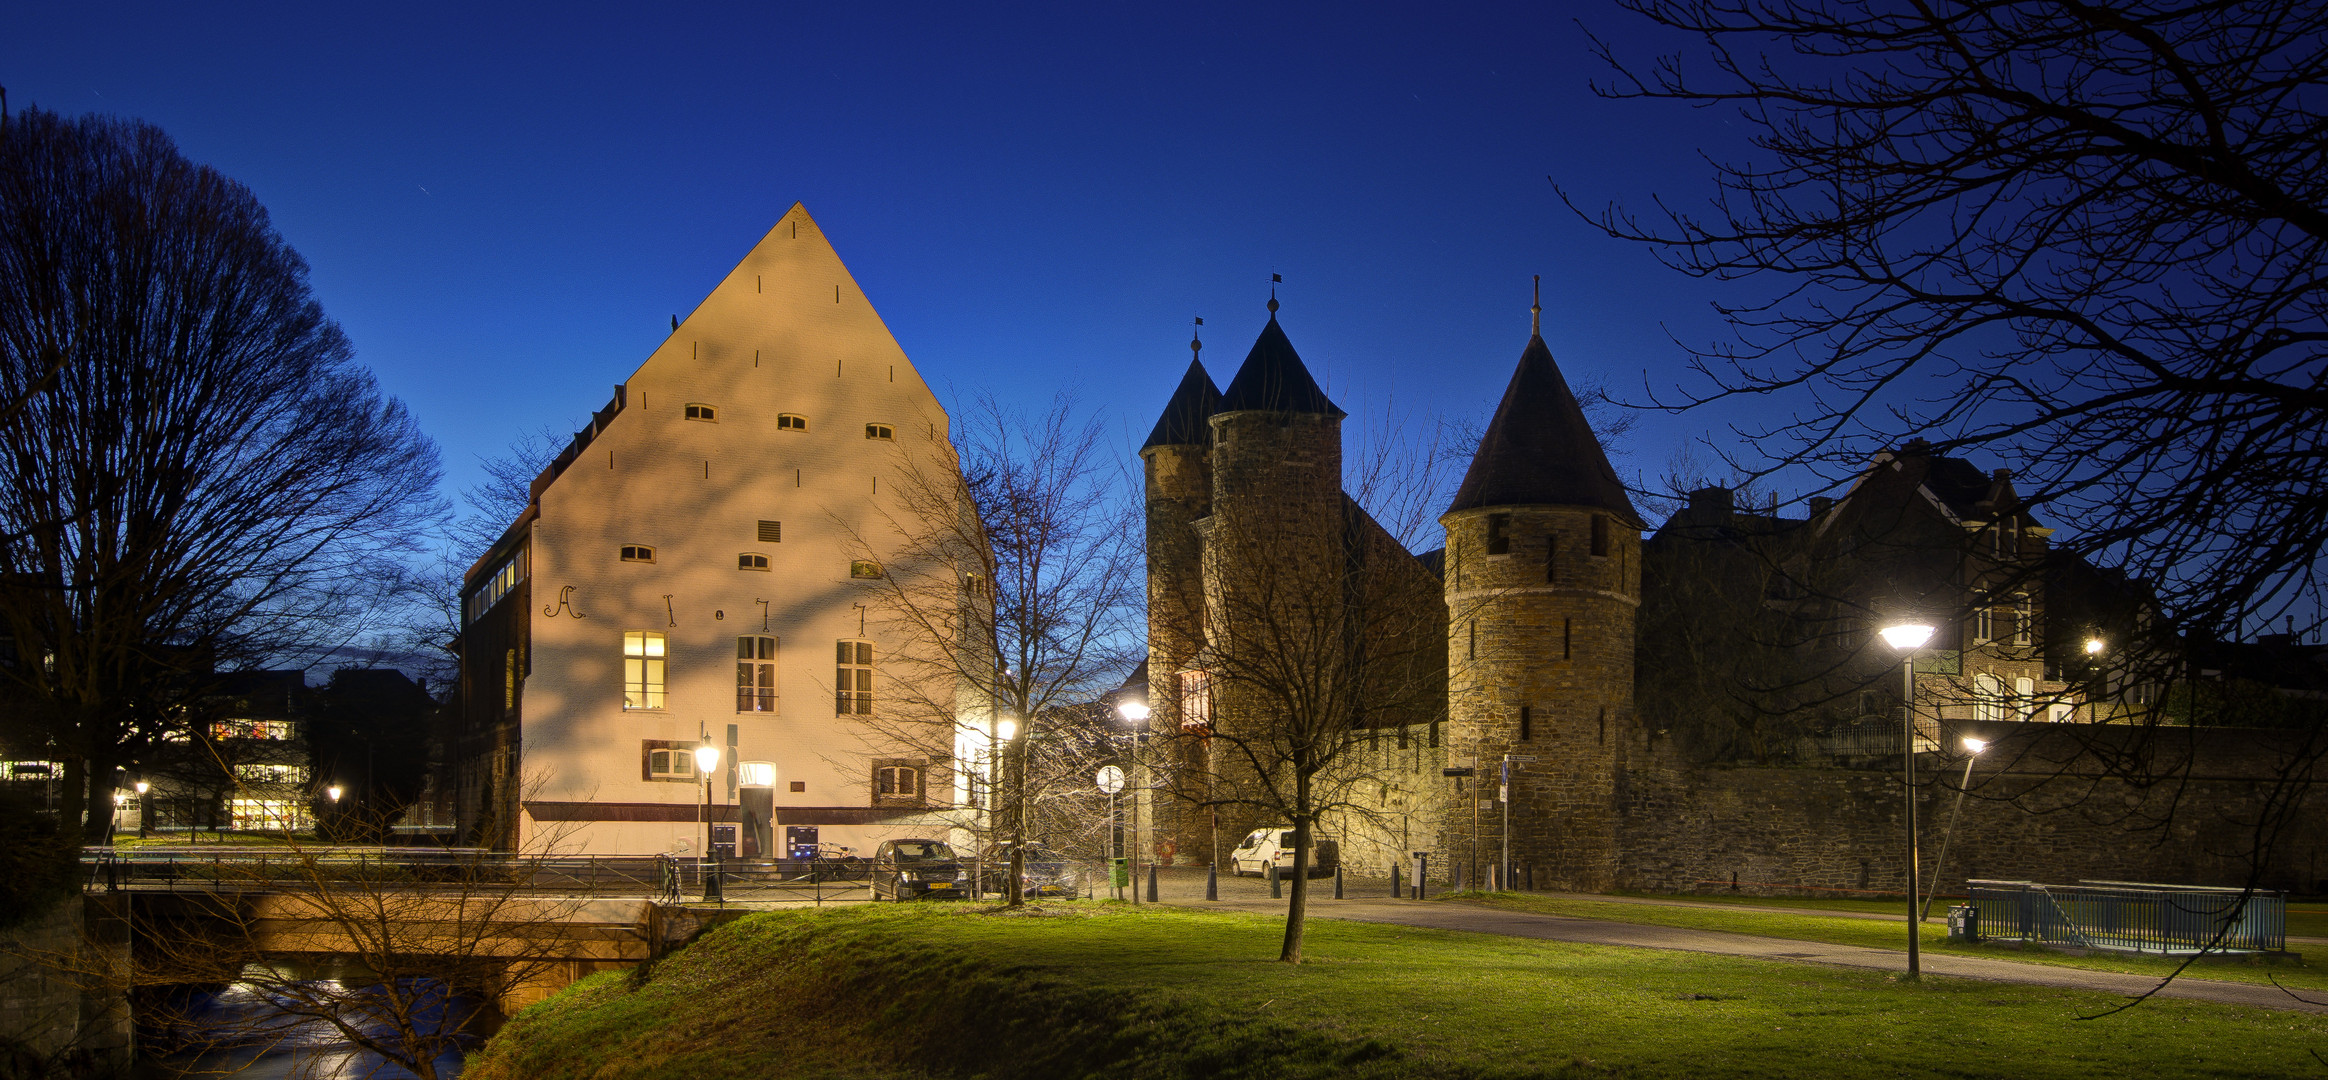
[452, 204, 972, 857]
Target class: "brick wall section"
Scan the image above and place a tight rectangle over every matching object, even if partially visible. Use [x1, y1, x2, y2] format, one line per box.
[1445, 506, 1639, 891]
[1617, 725, 2328, 895]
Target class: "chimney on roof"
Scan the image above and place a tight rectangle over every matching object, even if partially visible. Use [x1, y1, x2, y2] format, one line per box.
[1903, 437, 1933, 453]
[1688, 487, 1733, 515]
[1992, 468, 2012, 481]
[1809, 495, 1833, 517]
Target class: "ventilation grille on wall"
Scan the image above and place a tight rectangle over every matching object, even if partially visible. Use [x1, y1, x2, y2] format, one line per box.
[757, 520, 782, 543]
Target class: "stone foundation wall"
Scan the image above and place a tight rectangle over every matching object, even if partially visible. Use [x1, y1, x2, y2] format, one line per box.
[1618, 725, 2328, 896]
[0, 896, 132, 1078]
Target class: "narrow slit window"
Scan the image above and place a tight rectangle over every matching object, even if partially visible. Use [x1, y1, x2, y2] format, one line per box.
[777, 413, 808, 432]
[1563, 618, 1573, 660]
[620, 544, 654, 563]
[685, 403, 716, 422]
[739, 552, 769, 571]
[1519, 705, 1532, 741]
[1545, 535, 1557, 583]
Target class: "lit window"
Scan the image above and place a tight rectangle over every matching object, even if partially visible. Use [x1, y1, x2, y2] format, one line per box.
[231, 763, 309, 784]
[777, 413, 808, 432]
[865, 423, 894, 440]
[962, 572, 986, 597]
[738, 635, 777, 712]
[211, 719, 294, 741]
[850, 560, 883, 580]
[2014, 676, 2037, 721]
[836, 640, 874, 715]
[738, 761, 776, 786]
[2013, 593, 2032, 646]
[624, 631, 667, 709]
[1974, 673, 2006, 724]
[739, 553, 769, 571]
[621, 545, 654, 563]
[757, 520, 782, 543]
[685, 404, 716, 422]
[1974, 603, 1994, 644]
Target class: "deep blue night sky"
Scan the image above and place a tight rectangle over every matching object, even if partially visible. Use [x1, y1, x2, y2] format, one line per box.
[8, 2, 1776, 537]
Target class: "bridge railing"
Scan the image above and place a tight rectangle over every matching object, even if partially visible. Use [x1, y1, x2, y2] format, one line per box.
[1967, 879, 2287, 955]
[83, 847, 677, 897]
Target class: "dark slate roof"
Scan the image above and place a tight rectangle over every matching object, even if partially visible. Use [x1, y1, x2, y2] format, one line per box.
[1917, 453, 2042, 527]
[1140, 359, 1224, 450]
[1447, 334, 1637, 521]
[1217, 317, 1344, 417]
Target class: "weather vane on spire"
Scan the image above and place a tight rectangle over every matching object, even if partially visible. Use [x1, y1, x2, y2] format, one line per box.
[1531, 274, 1542, 337]
[1268, 273, 1282, 315]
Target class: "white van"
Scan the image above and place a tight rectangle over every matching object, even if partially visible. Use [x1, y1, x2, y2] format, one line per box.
[1227, 826, 1340, 878]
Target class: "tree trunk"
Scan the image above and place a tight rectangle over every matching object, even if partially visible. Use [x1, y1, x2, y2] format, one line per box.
[1279, 779, 1313, 963]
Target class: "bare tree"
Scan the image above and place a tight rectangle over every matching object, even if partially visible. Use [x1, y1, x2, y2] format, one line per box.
[1575, 0, 2327, 659]
[1163, 427, 1449, 962]
[843, 392, 1142, 905]
[0, 107, 444, 842]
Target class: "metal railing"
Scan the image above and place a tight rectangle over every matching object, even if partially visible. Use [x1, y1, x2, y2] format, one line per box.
[1968, 879, 2287, 955]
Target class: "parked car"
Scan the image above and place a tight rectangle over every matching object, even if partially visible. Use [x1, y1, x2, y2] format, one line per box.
[981, 842, 1078, 898]
[870, 838, 971, 900]
[1227, 826, 1339, 878]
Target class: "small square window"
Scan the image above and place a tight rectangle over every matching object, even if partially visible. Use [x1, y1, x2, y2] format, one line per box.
[620, 545, 654, 563]
[757, 520, 782, 543]
[778, 413, 808, 432]
[685, 403, 716, 422]
[789, 780, 806, 792]
[739, 553, 769, 571]
[865, 423, 894, 440]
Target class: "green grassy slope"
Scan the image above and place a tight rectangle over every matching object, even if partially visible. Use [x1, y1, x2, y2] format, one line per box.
[467, 904, 2328, 1080]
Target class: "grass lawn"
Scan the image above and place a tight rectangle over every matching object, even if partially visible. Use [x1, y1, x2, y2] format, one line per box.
[1451, 892, 2328, 992]
[468, 903, 2328, 1079]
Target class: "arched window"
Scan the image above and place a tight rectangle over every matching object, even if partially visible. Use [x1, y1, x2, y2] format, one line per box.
[777, 413, 808, 432]
[620, 544, 654, 563]
[865, 423, 894, 440]
[685, 403, 716, 422]
[738, 552, 769, 571]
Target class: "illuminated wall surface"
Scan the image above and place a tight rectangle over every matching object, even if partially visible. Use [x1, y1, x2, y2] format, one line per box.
[510, 205, 963, 856]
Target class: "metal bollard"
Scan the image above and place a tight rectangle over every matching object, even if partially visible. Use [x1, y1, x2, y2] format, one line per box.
[1147, 863, 1158, 903]
[1389, 862, 1401, 899]
[1333, 865, 1344, 900]
[1206, 862, 1218, 901]
[1267, 860, 1281, 899]
[1412, 853, 1429, 901]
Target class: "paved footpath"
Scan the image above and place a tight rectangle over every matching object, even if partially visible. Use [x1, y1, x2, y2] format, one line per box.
[1141, 869, 2327, 1015]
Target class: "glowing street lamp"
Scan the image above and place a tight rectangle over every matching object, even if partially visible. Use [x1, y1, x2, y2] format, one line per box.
[996, 715, 1026, 908]
[1116, 696, 1153, 904]
[1879, 620, 1934, 978]
[1923, 737, 1989, 920]
[134, 780, 151, 839]
[326, 784, 343, 802]
[694, 741, 722, 902]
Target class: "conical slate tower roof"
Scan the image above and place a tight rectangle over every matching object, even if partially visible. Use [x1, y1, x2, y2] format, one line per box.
[1141, 358, 1225, 450]
[1218, 314, 1344, 417]
[1447, 332, 1637, 522]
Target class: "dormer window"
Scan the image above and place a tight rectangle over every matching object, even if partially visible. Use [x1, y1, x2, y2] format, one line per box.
[739, 553, 770, 571]
[620, 545, 655, 563]
[1486, 514, 1511, 556]
[778, 413, 808, 432]
[685, 404, 716, 422]
[865, 423, 894, 440]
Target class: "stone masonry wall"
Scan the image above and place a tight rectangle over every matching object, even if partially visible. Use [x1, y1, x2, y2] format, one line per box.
[1618, 726, 2328, 896]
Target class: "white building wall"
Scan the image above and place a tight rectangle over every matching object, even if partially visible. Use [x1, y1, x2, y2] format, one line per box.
[513, 205, 963, 855]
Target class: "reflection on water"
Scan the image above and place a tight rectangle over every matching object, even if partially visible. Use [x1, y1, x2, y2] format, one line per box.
[141, 958, 498, 1079]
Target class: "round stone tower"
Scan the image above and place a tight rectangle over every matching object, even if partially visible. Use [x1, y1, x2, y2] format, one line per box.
[1140, 334, 1222, 861]
[1440, 294, 1640, 892]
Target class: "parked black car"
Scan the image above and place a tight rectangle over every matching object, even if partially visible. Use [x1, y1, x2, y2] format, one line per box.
[871, 838, 970, 900]
[981, 842, 1078, 898]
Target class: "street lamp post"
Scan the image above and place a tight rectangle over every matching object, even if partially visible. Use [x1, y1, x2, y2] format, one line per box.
[134, 780, 150, 840]
[1878, 621, 1935, 979]
[694, 741, 722, 902]
[1923, 737, 1988, 920]
[1116, 699, 1151, 904]
[997, 715, 1024, 908]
